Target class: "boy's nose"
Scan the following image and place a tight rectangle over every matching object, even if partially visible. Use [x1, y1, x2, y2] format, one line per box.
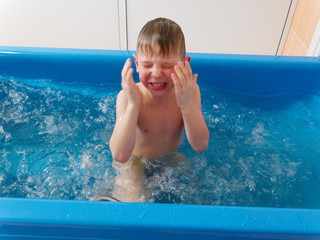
[151, 68, 163, 78]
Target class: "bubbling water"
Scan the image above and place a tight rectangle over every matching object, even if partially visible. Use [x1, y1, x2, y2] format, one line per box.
[1, 76, 320, 208]
[0, 77, 117, 200]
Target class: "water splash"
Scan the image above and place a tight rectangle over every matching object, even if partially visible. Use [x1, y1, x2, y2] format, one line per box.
[0, 76, 117, 200]
[1, 76, 320, 208]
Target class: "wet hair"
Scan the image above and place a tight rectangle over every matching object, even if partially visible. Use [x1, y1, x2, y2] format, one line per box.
[136, 17, 186, 59]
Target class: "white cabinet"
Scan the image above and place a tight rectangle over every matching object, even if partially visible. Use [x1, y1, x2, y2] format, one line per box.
[126, 0, 295, 55]
[0, 0, 120, 50]
[0, 0, 296, 55]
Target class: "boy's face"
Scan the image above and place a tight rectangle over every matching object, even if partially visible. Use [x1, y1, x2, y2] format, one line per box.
[134, 46, 187, 98]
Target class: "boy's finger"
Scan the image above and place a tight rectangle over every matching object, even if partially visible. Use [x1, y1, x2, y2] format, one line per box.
[178, 62, 189, 77]
[185, 61, 193, 76]
[125, 58, 132, 66]
[121, 67, 134, 89]
[179, 65, 189, 79]
[171, 73, 181, 89]
[174, 64, 185, 80]
[193, 74, 198, 84]
[124, 68, 134, 85]
[122, 58, 130, 71]
[128, 68, 134, 81]
[121, 58, 132, 77]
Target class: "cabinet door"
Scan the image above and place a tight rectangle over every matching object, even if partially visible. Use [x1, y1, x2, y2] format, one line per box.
[126, 0, 294, 55]
[0, 0, 120, 50]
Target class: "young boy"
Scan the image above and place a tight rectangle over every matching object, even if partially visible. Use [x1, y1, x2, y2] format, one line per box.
[109, 17, 209, 202]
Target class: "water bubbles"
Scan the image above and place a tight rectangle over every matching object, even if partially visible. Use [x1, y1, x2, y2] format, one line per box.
[1, 76, 320, 208]
[8, 89, 28, 105]
[0, 77, 117, 200]
[98, 98, 111, 114]
[80, 151, 95, 169]
[270, 176, 277, 183]
[213, 104, 219, 110]
[0, 125, 12, 142]
[195, 87, 320, 208]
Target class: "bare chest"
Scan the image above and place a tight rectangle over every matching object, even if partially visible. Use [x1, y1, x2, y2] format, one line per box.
[137, 105, 183, 138]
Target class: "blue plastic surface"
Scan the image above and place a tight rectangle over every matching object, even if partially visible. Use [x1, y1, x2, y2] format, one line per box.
[1, 46, 320, 96]
[0, 46, 320, 240]
[1, 198, 320, 240]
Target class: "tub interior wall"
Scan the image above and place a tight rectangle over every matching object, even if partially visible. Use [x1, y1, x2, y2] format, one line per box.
[1, 47, 320, 96]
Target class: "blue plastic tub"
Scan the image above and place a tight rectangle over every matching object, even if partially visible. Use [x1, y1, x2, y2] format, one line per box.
[0, 47, 320, 240]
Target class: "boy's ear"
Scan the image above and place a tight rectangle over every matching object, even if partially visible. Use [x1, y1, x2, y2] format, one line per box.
[133, 54, 139, 73]
[185, 56, 191, 63]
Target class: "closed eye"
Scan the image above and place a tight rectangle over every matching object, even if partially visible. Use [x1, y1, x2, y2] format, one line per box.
[142, 64, 152, 68]
[163, 64, 173, 69]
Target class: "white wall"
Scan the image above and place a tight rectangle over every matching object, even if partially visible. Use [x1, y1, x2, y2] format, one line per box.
[0, 0, 296, 55]
[126, 0, 294, 55]
[0, 0, 120, 49]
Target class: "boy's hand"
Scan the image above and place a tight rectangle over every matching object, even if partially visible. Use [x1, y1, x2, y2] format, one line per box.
[171, 61, 198, 110]
[121, 58, 141, 107]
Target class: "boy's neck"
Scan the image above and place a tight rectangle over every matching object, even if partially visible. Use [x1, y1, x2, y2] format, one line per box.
[141, 85, 175, 104]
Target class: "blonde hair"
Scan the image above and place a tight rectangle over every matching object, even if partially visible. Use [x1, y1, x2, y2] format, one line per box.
[136, 18, 186, 59]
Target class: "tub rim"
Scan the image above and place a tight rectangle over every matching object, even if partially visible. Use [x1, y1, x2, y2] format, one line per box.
[0, 197, 320, 239]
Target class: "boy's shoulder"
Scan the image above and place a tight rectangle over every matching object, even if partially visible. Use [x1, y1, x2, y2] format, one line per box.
[116, 89, 128, 109]
[117, 89, 126, 100]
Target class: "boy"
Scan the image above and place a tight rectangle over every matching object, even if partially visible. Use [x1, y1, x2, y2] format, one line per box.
[109, 17, 209, 202]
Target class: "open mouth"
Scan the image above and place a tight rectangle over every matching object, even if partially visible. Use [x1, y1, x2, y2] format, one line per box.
[149, 82, 167, 89]
[150, 83, 166, 87]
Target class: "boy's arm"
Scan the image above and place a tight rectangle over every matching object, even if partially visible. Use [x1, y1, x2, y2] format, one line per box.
[172, 61, 209, 152]
[109, 91, 139, 163]
[109, 59, 141, 163]
[180, 85, 209, 152]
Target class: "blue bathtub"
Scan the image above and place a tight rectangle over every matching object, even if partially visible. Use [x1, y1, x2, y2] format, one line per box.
[0, 47, 320, 240]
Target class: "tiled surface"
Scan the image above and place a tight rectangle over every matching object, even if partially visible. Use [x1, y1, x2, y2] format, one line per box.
[282, 0, 320, 56]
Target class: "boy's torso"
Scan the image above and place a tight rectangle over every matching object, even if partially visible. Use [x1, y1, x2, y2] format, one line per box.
[133, 85, 184, 157]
